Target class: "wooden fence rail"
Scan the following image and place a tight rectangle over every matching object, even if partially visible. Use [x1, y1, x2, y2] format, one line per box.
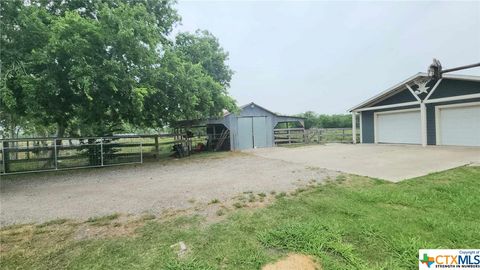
[274, 128, 305, 144]
[274, 128, 360, 145]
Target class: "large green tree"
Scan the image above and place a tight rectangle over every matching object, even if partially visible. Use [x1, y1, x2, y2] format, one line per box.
[0, 0, 235, 138]
[141, 31, 236, 129]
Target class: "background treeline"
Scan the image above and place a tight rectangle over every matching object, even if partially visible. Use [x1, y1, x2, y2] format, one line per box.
[296, 111, 352, 129]
[0, 0, 236, 139]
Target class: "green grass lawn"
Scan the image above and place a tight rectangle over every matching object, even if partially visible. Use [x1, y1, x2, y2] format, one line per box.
[1, 166, 479, 269]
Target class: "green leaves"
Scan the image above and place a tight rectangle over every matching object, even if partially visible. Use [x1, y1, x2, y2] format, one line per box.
[1, 0, 236, 137]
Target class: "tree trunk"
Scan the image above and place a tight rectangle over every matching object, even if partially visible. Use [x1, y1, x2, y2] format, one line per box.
[9, 118, 18, 160]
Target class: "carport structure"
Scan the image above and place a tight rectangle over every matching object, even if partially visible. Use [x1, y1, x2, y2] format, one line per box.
[175, 102, 305, 151]
[349, 73, 480, 147]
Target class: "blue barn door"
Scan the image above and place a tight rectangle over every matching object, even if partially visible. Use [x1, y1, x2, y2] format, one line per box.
[253, 117, 267, 148]
[237, 117, 268, 150]
[238, 117, 253, 150]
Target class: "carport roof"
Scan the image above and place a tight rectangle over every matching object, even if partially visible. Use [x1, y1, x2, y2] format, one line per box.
[225, 102, 306, 119]
[348, 73, 480, 112]
[173, 102, 304, 128]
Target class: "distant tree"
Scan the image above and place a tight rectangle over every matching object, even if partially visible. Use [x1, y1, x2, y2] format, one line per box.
[297, 112, 352, 129]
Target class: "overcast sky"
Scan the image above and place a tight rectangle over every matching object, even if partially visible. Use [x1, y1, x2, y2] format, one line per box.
[176, 1, 480, 115]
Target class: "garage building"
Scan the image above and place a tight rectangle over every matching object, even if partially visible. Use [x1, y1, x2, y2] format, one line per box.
[175, 102, 305, 151]
[349, 73, 480, 147]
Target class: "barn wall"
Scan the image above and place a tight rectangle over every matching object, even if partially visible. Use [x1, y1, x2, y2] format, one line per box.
[360, 111, 374, 143]
[375, 88, 417, 106]
[429, 79, 480, 99]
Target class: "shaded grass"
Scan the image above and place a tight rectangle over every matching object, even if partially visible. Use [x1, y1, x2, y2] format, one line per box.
[1, 167, 479, 269]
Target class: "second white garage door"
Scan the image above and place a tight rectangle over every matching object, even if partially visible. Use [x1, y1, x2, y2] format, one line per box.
[375, 109, 421, 144]
[436, 103, 480, 146]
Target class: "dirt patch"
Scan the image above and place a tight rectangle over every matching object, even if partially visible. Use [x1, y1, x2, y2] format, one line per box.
[74, 214, 146, 240]
[262, 254, 321, 270]
[74, 222, 139, 240]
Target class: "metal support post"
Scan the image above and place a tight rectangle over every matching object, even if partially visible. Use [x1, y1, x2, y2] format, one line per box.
[54, 139, 58, 170]
[100, 139, 104, 166]
[1, 142, 5, 174]
[140, 141, 143, 163]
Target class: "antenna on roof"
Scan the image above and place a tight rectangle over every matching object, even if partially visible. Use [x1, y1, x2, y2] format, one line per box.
[428, 59, 480, 79]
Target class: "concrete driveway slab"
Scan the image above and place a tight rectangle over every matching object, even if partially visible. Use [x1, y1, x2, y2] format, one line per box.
[250, 144, 480, 182]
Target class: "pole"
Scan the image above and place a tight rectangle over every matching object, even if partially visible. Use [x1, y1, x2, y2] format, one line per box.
[53, 139, 58, 170]
[1, 142, 5, 174]
[26, 140, 30, 159]
[154, 135, 159, 160]
[420, 103, 427, 147]
[100, 139, 104, 166]
[351, 112, 357, 144]
[140, 141, 143, 163]
[441, 62, 480, 74]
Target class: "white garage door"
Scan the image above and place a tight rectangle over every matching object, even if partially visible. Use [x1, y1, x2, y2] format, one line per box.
[437, 104, 480, 146]
[376, 109, 421, 144]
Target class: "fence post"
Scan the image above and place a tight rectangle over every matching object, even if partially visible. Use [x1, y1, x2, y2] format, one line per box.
[100, 139, 104, 166]
[26, 140, 30, 159]
[154, 135, 159, 160]
[53, 139, 58, 170]
[1, 141, 6, 174]
[140, 141, 143, 163]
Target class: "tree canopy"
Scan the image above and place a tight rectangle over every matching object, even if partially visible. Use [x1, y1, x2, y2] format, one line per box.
[0, 0, 236, 138]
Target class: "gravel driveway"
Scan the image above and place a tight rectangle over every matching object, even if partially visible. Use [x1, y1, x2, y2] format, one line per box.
[0, 152, 337, 226]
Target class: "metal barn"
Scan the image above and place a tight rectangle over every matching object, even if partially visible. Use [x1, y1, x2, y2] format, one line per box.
[175, 102, 305, 151]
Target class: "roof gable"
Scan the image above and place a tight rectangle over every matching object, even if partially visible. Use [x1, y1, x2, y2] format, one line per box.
[240, 102, 278, 115]
[349, 73, 480, 112]
[374, 87, 418, 106]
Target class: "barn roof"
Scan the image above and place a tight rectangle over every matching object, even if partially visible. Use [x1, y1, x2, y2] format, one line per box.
[173, 102, 304, 128]
[226, 102, 305, 119]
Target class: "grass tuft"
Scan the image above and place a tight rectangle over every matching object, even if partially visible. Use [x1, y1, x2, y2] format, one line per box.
[275, 192, 287, 199]
[209, 199, 220, 204]
[36, 218, 68, 228]
[232, 202, 245, 209]
[87, 213, 120, 226]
